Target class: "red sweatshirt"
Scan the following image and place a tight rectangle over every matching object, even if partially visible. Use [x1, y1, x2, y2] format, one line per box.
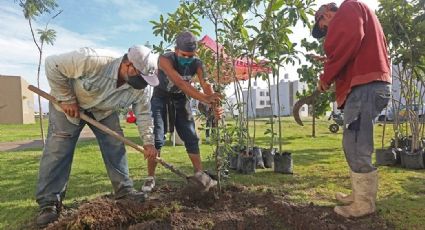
[320, 0, 391, 108]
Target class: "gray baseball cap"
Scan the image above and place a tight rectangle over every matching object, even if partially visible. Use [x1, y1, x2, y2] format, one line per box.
[312, 2, 338, 39]
[176, 31, 197, 52]
[127, 45, 159, 86]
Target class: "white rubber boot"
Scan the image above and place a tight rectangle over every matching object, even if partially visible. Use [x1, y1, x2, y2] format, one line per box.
[334, 170, 378, 218]
[335, 171, 354, 204]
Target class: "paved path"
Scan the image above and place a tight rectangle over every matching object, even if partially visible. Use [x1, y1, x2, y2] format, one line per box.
[0, 127, 96, 152]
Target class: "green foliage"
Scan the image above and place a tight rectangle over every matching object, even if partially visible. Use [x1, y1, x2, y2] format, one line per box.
[377, 0, 425, 150]
[377, 0, 425, 69]
[18, 0, 58, 19]
[150, 2, 202, 53]
[255, 0, 315, 152]
[296, 38, 333, 118]
[16, 0, 61, 146]
[37, 28, 56, 45]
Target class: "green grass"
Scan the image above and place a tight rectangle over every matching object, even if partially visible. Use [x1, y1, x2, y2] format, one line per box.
[0, 117, 424, 229]
[0, 119, 49, 142]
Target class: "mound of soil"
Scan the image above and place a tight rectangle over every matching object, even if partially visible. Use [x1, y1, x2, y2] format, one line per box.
[44, 184, 390, 230]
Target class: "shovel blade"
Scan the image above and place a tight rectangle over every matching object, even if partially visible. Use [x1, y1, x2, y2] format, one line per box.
[293, 90, 321, 126]
[186, 172, 217, 192]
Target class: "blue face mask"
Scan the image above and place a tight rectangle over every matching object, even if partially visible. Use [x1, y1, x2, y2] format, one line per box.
[177, 56, 194, 67]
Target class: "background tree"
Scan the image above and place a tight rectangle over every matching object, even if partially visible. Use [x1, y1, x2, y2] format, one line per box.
[189, 0, 271, 188]
[16, 0, 61, 146]
[150, 2, 202, 54]
[297, 38, 334, 137]
[377, 0, 425, 151]
[257, 0, 315, 153]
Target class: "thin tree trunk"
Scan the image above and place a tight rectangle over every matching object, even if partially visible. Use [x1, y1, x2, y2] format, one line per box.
[276, 67, 282, 153]
[28, 17, 45, 146]
[312, 102, 316, 138]
[212, 15, 222, 192]
[267, 76, 274, 149]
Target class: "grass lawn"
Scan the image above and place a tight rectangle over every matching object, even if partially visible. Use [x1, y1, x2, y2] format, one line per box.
[0, 119, 49, 143]
[0, 117, 424, 229]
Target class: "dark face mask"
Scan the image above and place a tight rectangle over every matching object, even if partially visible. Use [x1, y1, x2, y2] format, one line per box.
[177, 56, 194, 67]
[126, 75, 148, 89]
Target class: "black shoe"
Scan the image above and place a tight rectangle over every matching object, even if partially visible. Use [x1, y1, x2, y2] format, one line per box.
[36, 205, 59, 228]
[116, 190, 147, 203]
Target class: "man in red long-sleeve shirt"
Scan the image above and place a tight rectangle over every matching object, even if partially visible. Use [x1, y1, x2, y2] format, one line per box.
[312, 1, 391, 218]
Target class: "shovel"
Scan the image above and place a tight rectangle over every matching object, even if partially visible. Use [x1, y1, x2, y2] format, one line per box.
[28, 85, 214, 192]
[292, 90, 321, 126]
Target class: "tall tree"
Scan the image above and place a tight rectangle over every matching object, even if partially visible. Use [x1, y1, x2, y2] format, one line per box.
[17, 0, 61, 146]
[377, 0, 425, 151]
[257, 0, 315, 153]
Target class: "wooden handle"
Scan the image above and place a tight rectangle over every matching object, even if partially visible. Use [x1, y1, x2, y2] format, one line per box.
[28, 85, 145, 152]
[28, 85, 189, 179]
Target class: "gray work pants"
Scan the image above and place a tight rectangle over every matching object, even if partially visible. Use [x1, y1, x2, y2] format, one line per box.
[342, 81, 391, 173]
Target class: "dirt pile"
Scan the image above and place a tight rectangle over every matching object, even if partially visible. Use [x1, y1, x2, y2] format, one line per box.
[44, 184, 390, 230]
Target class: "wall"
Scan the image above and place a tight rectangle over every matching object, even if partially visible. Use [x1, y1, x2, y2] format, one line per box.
[0, 75, 35, 124]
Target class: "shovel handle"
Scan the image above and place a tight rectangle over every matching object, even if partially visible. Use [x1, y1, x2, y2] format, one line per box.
[28, 85, 146, 153]
[28, 85, 190, 180]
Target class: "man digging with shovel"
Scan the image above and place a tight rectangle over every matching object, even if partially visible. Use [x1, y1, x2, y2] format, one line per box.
[142, 31, 223, 194]
[35, 45, 161, 227]
[311, 1, 391, 218]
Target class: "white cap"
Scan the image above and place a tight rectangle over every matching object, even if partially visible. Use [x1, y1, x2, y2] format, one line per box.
[127, 45, 159, 86]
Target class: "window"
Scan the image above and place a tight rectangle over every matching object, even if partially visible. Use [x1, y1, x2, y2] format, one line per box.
[260, 100, 265, 105]
[266, 92, 270, 96]
[260, 91, 265, 96]
[266, 100, 271, 105]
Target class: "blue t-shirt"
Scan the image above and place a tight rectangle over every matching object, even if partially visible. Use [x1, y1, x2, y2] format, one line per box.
[156, 52, 205, 94]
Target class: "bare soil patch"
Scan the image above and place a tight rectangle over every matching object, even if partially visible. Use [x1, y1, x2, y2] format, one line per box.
[42, 184, 390, 230]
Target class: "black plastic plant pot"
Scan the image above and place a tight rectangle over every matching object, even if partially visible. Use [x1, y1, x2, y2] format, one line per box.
[228, 146, 240, 170]
[238, 153, 256, 174]
[274, 151, 293, 174]
[375, 148, 396, 166]
[252, 146, 265, 169]
[400, 149, 425, 169]
[262, 148, 275, 168]
[228, 152, 239, 170]
[400, 149, 406, 168]
[236, 146, 247, 171]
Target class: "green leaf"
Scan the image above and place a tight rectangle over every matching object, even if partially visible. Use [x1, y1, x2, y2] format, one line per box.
[271, 0, 284, 11]
[240, 28, 249, 41]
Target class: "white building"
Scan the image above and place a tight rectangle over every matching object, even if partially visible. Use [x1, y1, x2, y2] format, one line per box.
[228, 74, 309, 118]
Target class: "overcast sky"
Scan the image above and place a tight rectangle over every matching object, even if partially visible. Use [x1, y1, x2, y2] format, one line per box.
[0, 0, 379, 111]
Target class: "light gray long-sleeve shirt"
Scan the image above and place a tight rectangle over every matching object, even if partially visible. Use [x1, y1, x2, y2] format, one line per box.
[45, 47, 154, 145]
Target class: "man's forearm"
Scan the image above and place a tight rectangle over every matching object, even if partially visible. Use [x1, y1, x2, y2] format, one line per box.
[201, 82, 214, 95]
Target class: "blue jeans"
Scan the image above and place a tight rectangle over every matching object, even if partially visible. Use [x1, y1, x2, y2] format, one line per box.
[36, 103, 134, 208]
[151, 95, 200, 154]
[343, 82, 391, 173]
